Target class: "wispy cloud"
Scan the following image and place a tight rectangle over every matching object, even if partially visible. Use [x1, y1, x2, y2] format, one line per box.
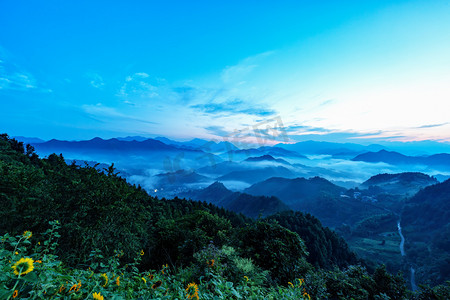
[0, 47, 50, 92]
[0, 69, 37, 90]
[221, 51, 274, 84]
[81, 103, 157, 125]
[86, 72, 105, 88]
[118, 72, 160, 98]
[417, 122, 449, 129]
[191, 98, 276, 117]
[204, 125, 229, 136]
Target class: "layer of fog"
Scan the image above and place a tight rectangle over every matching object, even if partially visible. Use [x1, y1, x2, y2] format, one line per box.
[34, 147, 450, 198]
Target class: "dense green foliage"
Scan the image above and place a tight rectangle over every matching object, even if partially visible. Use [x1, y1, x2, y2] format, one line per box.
[1, 133, 448, 298]
[266, 211, 359, 269]
[402, 179, 450, 286]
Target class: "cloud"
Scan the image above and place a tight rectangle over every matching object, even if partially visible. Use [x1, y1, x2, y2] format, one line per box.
[221, 51, 274, 84]
[0, 70, 37, 90]
[204, 125, 229, 136]
[86, 72, 105, 88]
[118, 72, 160, 98]
[285, 124, 334, 135]
[417, 122, 449, 129]
[81, 103, 157, 125]
[318, 99, 335, 107]
[0, 47, 49, 92]
[191, 98, 276, 117]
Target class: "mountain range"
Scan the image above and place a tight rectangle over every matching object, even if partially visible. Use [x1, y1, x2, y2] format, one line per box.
[352, 149, 450, 168]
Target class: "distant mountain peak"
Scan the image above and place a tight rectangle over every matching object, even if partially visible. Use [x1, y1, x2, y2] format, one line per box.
[90, 137, 104, 141]
[208, 181, 227, 188]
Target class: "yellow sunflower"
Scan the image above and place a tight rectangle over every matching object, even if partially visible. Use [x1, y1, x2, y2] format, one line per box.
[100, 273, 108, 287]
[12, 257, 34, 276]
[23, 231, 32, 239]
[185, 282, 199, 300]
[93, 292, 104, 300]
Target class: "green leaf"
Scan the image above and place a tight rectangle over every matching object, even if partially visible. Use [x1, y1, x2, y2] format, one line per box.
[22, 271, 39, 283]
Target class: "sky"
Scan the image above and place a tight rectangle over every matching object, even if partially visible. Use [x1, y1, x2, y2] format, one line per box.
[1, 0, 450, 144]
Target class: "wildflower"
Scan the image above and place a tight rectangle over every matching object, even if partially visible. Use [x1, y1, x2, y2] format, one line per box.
[12, 290, 18, 298]
[76, 281, 82, 291]
[12, 257, 34, 276]
[207, 259, 215, 267]
[100, 273, 108, 287]
[23, 231, 32, 239]
[185, 282, 199, 300]
[15, 252, 18, 255]
[288, 282, 294, 288]
[152, 280, 162, 289]
[116, 276, 120, 286]
[142, 277, 147, 284]
[298, 278, 304, 287]
[303, 292, 311, 300]
[244, 276, 249, 282]
[148, 274, 155, 280]
[69, 284, 77, 293]
[59, 285, 65, 293]
[93, 292, 104, 300]
[140, 250, 144, 256]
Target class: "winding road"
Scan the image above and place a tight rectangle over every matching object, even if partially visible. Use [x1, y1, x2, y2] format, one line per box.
[397, 220, 418, 292]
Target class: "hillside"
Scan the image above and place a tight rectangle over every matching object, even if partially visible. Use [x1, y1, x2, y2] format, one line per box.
[360, 172, 438, 195]
[402, 179, 450, 232]
[181, 182, 290, 218]
[401, 179, 450, 285]
[244, 176, 345, 207]
[266, 211, 359, 269]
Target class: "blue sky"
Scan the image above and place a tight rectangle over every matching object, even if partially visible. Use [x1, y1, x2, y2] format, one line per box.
[1, 0, 450, 144]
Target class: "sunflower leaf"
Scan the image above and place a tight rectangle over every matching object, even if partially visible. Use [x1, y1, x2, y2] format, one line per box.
[22, 272, 39, 283]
